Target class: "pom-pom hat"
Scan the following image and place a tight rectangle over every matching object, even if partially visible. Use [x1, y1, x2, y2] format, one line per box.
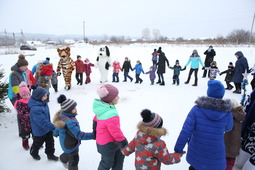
[57, 94, 77, 114]
[141, 109, 163, 128]
[207, 80, 225, 99]
[97, 84, 119, 103]
[17, 54, 28, 67]
[19, 81, 30, 97]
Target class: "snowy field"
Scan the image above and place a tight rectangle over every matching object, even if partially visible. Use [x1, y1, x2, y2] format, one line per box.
[0, 43, 254, 170]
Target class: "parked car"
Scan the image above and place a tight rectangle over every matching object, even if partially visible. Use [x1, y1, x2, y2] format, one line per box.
[20, 45, 37, 51]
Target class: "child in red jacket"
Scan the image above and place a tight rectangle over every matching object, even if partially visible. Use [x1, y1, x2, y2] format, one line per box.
[75, 55, 85, 85]
[84, 58, 94, 84]
[122, 109, 182, 170]
[40, 58, 53, 80]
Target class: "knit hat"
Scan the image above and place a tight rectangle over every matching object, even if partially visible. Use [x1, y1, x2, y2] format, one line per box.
[192, 49, 198, 55]
[207, 80, 225, 99]
[125, 57, 128, 60]
[97, 84, 119, 103]
[175, 60, 179, 64]
[141, 109, 163, 128]
[210, 61, 217, 66]
[85, 58, 89, 63]
[157, 47, 162, 53]
[228, 62, 234, 68]
[19, 81, 30, 97]
[136, 60, 141, 64]
[17, 54, 28, 67]
[235, 51, 244, 58]
[77, 55, 81, 59]
[31, 85, 48, 101]
[209, 45, 213, 48]
[57, 94, 77, 114]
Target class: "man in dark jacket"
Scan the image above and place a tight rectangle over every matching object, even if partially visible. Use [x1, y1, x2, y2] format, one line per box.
[232, 51, 249, 94]
[202, 45, 216, 78]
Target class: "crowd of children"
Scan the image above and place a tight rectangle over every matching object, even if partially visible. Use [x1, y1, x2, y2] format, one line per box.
[7, 46, 255, 170]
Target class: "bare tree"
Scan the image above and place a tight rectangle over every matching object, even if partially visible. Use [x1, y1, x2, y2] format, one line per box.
[141, 28, 151, 41]
[152, 29, 161, 41]
[227, 29, 250, 44]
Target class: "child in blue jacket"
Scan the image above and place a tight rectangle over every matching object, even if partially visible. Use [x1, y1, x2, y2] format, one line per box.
[53, 94, 95, 170]
[133, 60, 144, 84]
[28, 85, 58, 161]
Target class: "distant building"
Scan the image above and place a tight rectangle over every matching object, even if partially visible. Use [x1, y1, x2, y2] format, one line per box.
[64, 39, 75, 44]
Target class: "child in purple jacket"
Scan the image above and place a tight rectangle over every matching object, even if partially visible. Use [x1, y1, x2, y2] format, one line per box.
[145, 66, 156, 85]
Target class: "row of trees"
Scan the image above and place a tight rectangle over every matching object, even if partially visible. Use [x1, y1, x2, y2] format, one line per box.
[141, 29, 253, 44]
[0, 29, 254, 46]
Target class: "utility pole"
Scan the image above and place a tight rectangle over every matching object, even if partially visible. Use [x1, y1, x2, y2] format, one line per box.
[249, 12, 255, 46]
[83, 21, 85, 43]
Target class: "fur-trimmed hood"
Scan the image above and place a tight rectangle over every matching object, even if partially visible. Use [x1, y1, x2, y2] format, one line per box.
[195, 96, 233, 121]
[53, 110, 72, 128]
[135, 122, 167, 145]
[196, 96, 233, 112]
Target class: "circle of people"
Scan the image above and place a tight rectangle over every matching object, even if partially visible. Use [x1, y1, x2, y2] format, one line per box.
[7, 46, 255, 170]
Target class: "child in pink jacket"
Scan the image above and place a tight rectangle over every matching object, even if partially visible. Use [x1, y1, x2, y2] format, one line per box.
[14, 82, 32, 150]
[93, 84, 128, 170]
[112, 60, 122, 83]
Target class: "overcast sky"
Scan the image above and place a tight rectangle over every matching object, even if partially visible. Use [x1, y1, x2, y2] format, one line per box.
[1, 0, 255, 39]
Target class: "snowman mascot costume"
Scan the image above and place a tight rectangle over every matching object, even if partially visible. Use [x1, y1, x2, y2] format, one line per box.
[96, 46, 112, 83]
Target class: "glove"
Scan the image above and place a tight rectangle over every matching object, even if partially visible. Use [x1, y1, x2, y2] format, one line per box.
[57, 72, 61, 76]
[219, 72, 222, 76]
[183, 66, 186, 70]
[202, 67, 205, 70]
[174, 151, 186, 157]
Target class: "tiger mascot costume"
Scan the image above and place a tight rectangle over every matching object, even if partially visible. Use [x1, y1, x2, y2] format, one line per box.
[56, 47, 75, 90]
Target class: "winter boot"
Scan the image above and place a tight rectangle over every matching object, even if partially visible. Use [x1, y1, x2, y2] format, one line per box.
[160, 81, 165, 86]
[22, 139, 29, 150]
[192, 79, 198, 86]
[172, 80, 176, 85]
[47, 154, 59, 161]
[156, 80, 161, 84]
[233, 89, 241, 94]
[31, 154, 41, 160]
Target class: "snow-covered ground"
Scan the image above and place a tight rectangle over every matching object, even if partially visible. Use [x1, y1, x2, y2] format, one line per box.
[0, 44, 254, 170]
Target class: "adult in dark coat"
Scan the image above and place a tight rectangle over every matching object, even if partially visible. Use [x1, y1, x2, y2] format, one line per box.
[232, 51, 249, 94]
[234, 89, 255, 170]
[156, 47, 169, 86]
[202, 45, 216, 78]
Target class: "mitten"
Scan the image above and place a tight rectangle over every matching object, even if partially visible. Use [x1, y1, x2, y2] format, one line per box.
[117, 138, 128, 148]
[174, 151, 186, 157]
